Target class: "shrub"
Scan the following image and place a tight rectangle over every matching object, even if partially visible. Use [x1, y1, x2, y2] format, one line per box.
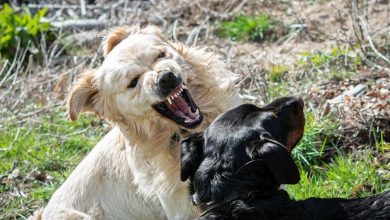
[0, 4, 50, 60]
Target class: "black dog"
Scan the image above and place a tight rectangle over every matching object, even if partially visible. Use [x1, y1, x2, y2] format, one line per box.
[180, 96, 390, 220]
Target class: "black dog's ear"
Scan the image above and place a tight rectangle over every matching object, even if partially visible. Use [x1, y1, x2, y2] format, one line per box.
[251, 141, 300, 184]
[180, 132, 204, 181]
[265, 96, 305, 152]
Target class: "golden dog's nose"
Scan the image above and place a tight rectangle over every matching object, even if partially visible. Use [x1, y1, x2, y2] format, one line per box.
[158, 71, 181, 96]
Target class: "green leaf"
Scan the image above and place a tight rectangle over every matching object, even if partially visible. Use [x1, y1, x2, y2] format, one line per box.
[0, 4, 52, 62]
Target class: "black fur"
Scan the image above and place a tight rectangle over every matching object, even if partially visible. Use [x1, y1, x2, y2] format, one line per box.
[180, 96, 390, 220]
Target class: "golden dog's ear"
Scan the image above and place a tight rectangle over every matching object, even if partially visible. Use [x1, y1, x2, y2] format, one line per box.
[103, 27, 131, 56]
[67, 70, 100, 121]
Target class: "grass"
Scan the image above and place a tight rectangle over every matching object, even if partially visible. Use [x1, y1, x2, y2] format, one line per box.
[258, 47, 363, 106]
[292, 112, 338, 171]
[1, 106, 388, 219]
[288, 109, 390, 199]
[287, 152, 390, 199]
[261, 76, 390, 199]
[298, 47, 362, 81]
[0, 107, 106, 219]
[217, 14, 273, 41]
[268, 65, 289, 83]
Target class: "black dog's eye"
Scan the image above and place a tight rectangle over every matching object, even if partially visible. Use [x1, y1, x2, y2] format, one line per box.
[128, 77, 139, 88]
[157, 51, 166, 59]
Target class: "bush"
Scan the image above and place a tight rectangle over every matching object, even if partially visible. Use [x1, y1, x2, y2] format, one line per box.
[0, 4, 50, 60]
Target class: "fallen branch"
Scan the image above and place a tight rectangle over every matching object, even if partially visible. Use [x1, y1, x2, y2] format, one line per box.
[51, 19, 107, 30]
[328, 84, 367, 104]
[25, 3, 110, 10]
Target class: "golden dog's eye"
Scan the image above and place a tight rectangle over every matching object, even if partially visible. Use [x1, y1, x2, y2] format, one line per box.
[157, 51, 166, 59]
[128, 77, 139, 88]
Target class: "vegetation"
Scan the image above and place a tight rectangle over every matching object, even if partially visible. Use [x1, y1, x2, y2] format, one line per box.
[218, 14, 273, 41]
[0, 4, 51, 60]
[1, 108, 387, 218]
[287, 152, 390, 199]
[268, 65, 289, 82]
[0, 108, 106, 219]
[298, 47, 362, 80]
[292, 112, 338, 171]
[289, 112, 389, 198]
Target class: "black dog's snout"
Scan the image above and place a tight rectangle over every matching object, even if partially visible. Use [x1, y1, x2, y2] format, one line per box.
[157, 71, 181, 96]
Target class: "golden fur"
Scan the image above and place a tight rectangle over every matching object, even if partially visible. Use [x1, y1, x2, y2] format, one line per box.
[29, 25, 240, 220]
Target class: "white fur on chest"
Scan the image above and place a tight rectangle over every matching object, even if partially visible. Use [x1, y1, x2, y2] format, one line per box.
[126, 139, 198, 219]
[100, 177, 164, 220]
[127, 143, 180, 194]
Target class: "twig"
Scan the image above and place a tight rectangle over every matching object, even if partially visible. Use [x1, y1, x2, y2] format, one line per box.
[328, 84, 367, 104]
[172, 19, 179, 42]
[185, 26, 201, 46]
[80, 0, 87, 16]
[0, 59, 9, 80]
[358, 16, 390, 65]
[350, 0, 367, 54]
[16, 108, 46, 120]
[0, 44, 19, 87]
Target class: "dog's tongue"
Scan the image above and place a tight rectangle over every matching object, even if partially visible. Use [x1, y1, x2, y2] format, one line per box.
[165, 95, 199, 123]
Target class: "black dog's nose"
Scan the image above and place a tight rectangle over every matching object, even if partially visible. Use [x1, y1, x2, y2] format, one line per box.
[157, 71, 181, 96]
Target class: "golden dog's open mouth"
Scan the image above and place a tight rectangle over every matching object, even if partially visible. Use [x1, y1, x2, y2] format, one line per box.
[153, 84, 203, 129]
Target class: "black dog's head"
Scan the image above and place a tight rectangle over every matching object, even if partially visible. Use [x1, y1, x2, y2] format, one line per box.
[180, 96, 305, 212]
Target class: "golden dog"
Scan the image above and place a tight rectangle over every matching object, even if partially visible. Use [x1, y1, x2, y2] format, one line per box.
[31, 25, 240, 219]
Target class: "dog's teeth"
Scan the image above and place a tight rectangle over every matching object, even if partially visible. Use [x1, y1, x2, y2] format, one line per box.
[167, 97, 172, 104]
[195, 109, 199, 115]
[182, 85, 188, 90]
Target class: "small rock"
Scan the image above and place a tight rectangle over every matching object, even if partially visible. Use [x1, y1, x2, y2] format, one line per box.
[29, 170, 47, 182]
